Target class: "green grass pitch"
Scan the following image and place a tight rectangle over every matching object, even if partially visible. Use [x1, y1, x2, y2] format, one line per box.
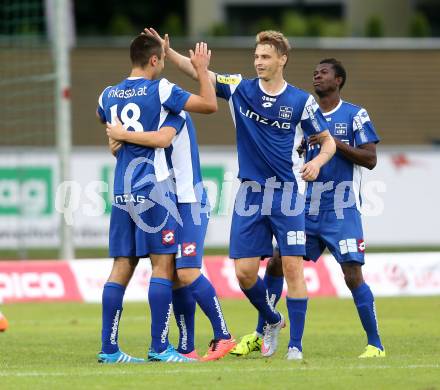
[0, 297, 439, 389]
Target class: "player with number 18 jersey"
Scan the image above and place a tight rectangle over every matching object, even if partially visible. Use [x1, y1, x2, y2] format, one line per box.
[97, 77, 190, 257]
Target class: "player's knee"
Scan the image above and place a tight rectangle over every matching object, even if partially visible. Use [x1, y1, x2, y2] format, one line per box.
[128, 257, 139, 268]
[235, 267, 258, 289]
[282, 259, 304, 283]
[342, 263, 364, 290]
[176, 268, 201, 286]
[344, 274, 363, 291]
[266, 254, 284, 277]
[151, 257, 175, 280]
[108, 256, 139, 285]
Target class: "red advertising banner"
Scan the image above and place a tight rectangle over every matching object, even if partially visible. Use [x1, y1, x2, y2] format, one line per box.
[203, 257, 337, 298]
[1, 253, 439, 302]
[0, 261, 82, 303]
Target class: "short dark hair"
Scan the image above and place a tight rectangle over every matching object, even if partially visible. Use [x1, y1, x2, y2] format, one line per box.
[319, 58, 347, 90]
[129, 34, 162, 68]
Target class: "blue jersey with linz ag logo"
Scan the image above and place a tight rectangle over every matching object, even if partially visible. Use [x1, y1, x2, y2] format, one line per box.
[216, 74, 328, 192]
[305, 100, 380, 212]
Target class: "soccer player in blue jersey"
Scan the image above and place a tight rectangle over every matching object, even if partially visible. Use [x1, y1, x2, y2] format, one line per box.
[96, 34, 218, 363]
[107, 110, 236, 361]
[233, 58, 385, 359]
[146, 28, 336, 359]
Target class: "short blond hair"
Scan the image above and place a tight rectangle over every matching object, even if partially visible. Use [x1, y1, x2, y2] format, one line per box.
[256, 30, 291, 62]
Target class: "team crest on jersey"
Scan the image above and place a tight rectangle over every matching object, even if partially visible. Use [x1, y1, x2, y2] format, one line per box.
[162, 230, 175, 245]
[335, 123, 348, 136]
[182, 242, 197, 257]
[216, 74, 241, 85]
[279, 106, 293, 120]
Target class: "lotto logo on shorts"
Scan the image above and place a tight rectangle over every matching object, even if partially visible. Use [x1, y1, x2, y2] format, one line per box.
[358, 239, 366, 252]
[162, 230, 175, 245]
[339, 238, 363, 254]
[287, 231, 305, 245]
[182, 243, 197, 257]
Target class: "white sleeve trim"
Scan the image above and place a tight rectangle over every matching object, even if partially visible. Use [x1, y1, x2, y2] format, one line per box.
[356, 108, 371, 125]
[158, 78, 175, 104]
[98, 86, 112, 109]
[229, 74, 242, 95]
[301, 95, 319, 120]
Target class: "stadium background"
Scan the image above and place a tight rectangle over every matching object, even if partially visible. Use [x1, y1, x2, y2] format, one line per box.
[1, 1, 439, 389]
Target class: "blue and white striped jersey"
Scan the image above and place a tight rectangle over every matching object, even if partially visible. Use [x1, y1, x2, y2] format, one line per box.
[97, 77, 190, 195]
[165, 112, 207, 205]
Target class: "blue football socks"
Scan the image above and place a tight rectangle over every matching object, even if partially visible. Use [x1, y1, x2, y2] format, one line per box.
[286, 297, 308, 351]
[352, 283, 383, 350]
[101, 282, 126, 354]
[188, 274, 230, 340]
[256, 273, 284, 334]
[149, 277, 173, 353]
[242, 277, 281, 325]
[172, 285, 196, 354]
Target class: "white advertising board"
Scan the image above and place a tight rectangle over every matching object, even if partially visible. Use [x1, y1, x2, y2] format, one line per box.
[0, 146, 439, 249]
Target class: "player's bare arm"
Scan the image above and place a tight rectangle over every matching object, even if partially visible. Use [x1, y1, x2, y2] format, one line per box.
[145, 28, 216, 113]
[308, 134, 376, 170]
[301, 130, 336, 181]
[333, 140, 377, 170]
[99, 109, 122, 156]
[184, 42, 218, 114]
[144, 28, 217, 87]
[106, 118, 176, 148]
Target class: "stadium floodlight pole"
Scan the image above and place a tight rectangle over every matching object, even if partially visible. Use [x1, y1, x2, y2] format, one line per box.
[54, 0, 74, 260]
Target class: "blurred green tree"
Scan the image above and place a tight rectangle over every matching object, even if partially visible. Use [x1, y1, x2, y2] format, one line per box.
[254, 17, 279, 33]
[161, 13, 184, 36]
[323, 20, 347, 37]
[365, 15, 384, 37]
[307, 15, 325, 37]
[108, 14, 136, 35]
[281, 11, 308, 37]
[209, 23, 231, 37]
[409, 12, 431, 37]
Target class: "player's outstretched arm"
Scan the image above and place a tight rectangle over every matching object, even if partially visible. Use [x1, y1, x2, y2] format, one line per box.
[300, 130, 336, 181]
[106, 118, 176, 148]
[144, 28, 216, 86]
[184, 42, 217, 114]
[144, 28, 217, 114]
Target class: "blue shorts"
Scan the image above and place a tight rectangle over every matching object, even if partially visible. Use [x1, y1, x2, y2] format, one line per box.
[305, 208, 365, 264]
[229, 182, 306, 259]
[109, 185, 179, 258]
[175, 203, 209, 269]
